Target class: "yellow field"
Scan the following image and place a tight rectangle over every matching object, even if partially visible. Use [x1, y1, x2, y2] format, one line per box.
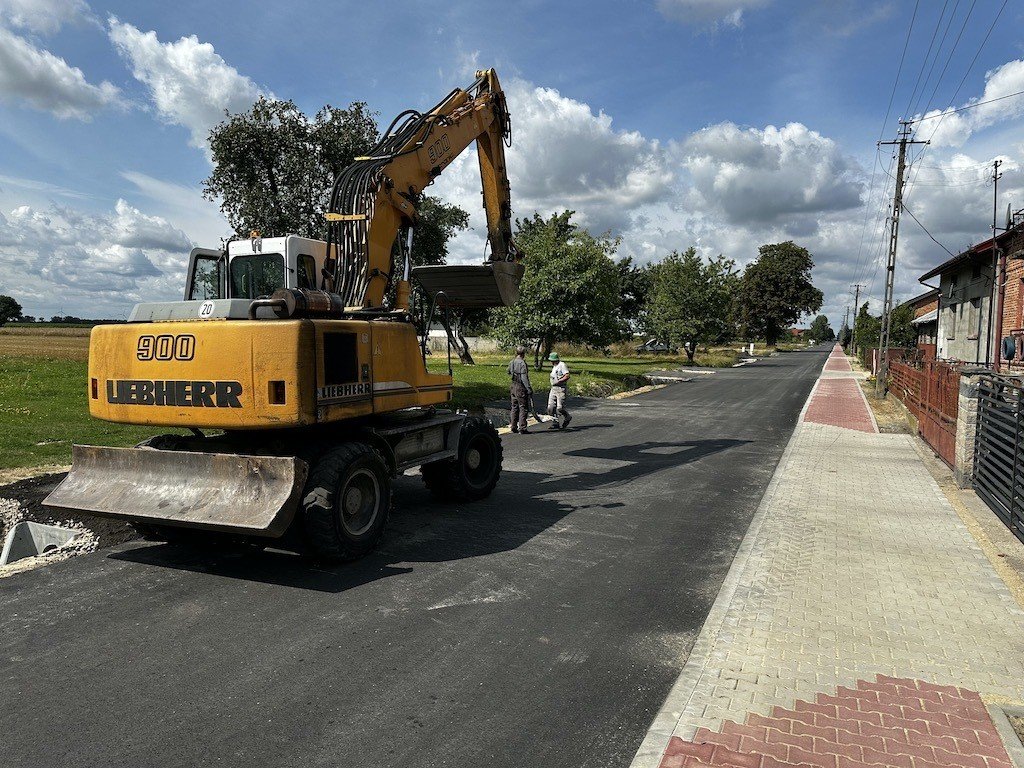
[0, 327, 91, 361]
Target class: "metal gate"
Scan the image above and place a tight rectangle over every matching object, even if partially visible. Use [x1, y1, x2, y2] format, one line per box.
[974, 374, 1024, 543]
[888, 360, 959, 467]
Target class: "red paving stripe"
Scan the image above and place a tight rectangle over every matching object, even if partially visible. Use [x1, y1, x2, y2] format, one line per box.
[802, 379, 876, 433]
[658, 676, 1014, 768]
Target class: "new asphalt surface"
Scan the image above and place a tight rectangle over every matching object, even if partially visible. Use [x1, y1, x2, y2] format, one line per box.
[0, 346, 827, 767]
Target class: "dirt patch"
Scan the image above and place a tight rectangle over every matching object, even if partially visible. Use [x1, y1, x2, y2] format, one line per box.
[0, 472, 139, 577]
[0, 464, 70, 486]
[1011, 715, 1024, 746]
[849, 370, 915, 433]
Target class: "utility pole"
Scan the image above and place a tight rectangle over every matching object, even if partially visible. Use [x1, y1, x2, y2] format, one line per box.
[842, 305, 850, 344]
[850, 283, 863, 351]
[876, 122, 928, 396]
[990, 159, 1004, 371]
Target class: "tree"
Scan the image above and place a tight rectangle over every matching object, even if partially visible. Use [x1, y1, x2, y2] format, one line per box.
[738, 241, 823, 346]
[807, 314, 834, 343]
[204, 98, 379, 239]
[0, 295, 23, 326]
[888, 303, 917, 349]
[642, 248, 738, 363]
[853, 302, 881, 353]
[204, 96, 472, 354]
[838, 323, 851, 348]
[489, 211, 621, 369]
[616, 256, 651, 336]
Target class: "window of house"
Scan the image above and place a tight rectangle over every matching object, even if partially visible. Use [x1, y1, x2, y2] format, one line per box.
[967, 297, 980, 340]
[946, 305, 957, 340]
[971, 264, 982, 280]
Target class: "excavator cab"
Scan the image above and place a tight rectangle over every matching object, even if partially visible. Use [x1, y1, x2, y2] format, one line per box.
[412, 261, 525, 308]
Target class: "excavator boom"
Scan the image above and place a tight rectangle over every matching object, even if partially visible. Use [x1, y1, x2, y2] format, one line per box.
[325, 69, 522, 310]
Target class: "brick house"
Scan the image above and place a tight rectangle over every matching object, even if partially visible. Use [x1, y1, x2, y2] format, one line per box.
[995, 219, 1024, 369]
[899, 288, 939, 360]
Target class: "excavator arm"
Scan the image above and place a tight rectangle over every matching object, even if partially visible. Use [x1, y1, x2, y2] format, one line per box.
[324, 69, 522, 310]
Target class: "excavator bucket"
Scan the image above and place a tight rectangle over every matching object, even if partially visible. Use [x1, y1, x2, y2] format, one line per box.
[412, 262, 525, 308]
[43, 445, 308, 538]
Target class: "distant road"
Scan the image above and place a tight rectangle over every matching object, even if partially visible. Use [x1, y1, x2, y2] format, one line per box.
[0, 347, 827, 768]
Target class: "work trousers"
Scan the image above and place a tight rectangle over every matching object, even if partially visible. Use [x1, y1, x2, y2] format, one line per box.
[510, 382, 530, 430]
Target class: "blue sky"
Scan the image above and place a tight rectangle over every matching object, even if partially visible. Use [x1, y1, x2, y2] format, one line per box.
[1, 0, 1023, 328]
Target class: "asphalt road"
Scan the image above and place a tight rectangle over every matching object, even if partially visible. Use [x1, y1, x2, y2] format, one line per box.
[0, 347, 827, 768]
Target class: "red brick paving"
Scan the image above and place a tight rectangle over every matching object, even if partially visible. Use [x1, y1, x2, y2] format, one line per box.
[659, 676, 1013, 768]
[802, 379, 876, 433]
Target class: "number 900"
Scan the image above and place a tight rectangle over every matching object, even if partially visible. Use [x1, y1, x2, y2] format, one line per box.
[136, 334, 195, 361]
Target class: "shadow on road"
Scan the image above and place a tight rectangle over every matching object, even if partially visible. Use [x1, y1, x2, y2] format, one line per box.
[108, 438, 748, 593]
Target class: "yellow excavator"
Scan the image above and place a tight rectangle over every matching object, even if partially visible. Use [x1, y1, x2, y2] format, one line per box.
[44, 69, 524, 560]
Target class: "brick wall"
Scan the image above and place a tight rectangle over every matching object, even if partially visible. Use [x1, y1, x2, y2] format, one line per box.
[913, 298, 938, 318]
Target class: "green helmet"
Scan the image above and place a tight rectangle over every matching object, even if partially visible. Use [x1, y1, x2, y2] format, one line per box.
[548, 352, 559, 362]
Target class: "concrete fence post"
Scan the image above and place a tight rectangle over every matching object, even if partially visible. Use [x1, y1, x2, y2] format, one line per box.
[953, 372, 984, 488]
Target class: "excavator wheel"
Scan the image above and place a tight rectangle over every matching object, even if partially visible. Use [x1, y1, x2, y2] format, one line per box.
[302, 442, 392, 561]
[421, 417, 503, 502]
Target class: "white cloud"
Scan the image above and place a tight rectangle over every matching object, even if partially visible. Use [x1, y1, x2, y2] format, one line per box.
[919, 59, 1024, 148]
[431, 77, 672, 254]
[0, 0, 93, 35]
[0, 199, 196, 316]
[108, 18, 265, 148]
[679, 122, 863, 225]
[655, 0, 771, 27]
[0, 27, 120, 119]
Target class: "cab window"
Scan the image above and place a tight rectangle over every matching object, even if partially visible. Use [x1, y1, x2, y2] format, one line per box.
[188, 255, 223, 300]
[230, 253, 284, 299]
[298, 254, 317, 290]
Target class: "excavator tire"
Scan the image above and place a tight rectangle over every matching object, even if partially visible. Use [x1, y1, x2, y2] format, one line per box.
[421, 417, 502, 502]
[302, 442, 391, 561]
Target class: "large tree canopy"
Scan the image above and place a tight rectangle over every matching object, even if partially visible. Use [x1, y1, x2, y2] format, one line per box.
[738, 241, 823, 346]
[490, 211, 621, 368]
[203, 96, 467, 265]
[642, 248, 738, 362]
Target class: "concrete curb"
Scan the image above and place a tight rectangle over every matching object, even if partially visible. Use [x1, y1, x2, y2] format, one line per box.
[628, 350, 829, 767]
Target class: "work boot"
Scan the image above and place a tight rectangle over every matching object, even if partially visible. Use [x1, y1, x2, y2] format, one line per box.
[562, 414, 572, 429]
[511, 426, 519, 433]
[521, 427, 531, 434]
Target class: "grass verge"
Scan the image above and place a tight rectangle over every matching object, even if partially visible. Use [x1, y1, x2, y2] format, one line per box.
[0, 341, 738, 469]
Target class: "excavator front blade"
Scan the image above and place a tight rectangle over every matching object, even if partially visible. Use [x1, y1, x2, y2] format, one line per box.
[43, 445, 308, 537]
[412, 262, 525, 308]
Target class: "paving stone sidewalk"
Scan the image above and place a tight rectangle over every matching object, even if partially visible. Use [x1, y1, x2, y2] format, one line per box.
[634, 345, 1024, 768]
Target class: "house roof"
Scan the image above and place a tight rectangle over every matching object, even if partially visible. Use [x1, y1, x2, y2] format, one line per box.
[897, 288, 939, 310]
[917, 244, 992, 282]
[911, 308, 938, 325]
[916, 223, 1024, 282]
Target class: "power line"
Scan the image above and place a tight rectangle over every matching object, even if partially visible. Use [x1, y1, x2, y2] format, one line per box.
[904, 0, 1010, 198]
[903, 0, 954, 120]
[852, 1, 921, 287]
[910, 0, 963, 119]
[909, 87, 1024, 123]
[918, 0, 979, 120]
[902, 202, 957, 257]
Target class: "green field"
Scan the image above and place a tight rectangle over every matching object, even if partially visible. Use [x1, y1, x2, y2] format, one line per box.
[0, 326, 741, 469]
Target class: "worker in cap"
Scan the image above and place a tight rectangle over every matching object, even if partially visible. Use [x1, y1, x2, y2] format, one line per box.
[546, 352, 572, 430]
